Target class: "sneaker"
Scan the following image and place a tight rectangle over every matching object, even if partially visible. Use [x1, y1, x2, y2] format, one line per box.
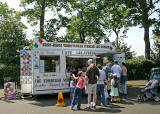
[92, 106, 96, 110]
[71, 106, 74, 110]
[84, 106, 91, 110]
[77, 108, 81, 110]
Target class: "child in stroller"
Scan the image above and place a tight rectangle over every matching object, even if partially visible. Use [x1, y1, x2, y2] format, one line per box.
[138, 78, 160, 102]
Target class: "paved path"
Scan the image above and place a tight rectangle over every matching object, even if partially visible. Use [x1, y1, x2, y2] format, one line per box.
[0, 80, 160, 114]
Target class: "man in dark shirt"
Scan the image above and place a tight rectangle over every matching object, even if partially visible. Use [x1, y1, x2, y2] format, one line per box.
[85, 59, 100, 109]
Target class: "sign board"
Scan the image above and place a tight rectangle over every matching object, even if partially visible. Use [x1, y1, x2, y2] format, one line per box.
[4, 82, 16, 100]
[33, 38, 116, 54]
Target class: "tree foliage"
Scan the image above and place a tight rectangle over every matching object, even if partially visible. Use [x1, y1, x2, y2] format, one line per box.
[0, 1, 30, 80]
[119, 39, 136, 60]
[20, 0, 58, 38]
[123, 0, 160, 59]
[59, 0, 109, 43]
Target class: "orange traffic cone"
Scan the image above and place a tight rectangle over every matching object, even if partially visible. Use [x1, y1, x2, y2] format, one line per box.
[56, 92, 66, 106]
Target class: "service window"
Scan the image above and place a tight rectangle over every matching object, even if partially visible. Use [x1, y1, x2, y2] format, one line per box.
[40, 56, 60, 73]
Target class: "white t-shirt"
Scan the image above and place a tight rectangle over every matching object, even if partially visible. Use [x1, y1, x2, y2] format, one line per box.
[111, 64, 122, 78]
[97, 70, 106, 84]
[70, 80, 75, 88]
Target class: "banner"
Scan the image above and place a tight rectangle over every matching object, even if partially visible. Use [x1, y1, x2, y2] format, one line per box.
[4, 82, 16, 100]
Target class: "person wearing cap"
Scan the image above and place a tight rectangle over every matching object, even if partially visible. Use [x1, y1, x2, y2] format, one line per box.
[103, 64, 111, 80]
[111, 60, 122, 90]
[85, 59, 100, 109]
[103, 63, 112, 95]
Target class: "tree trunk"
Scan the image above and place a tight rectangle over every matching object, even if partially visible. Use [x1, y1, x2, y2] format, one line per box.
[144, 24, 150, 59]
[40, 0, 45, 38]
[113, 28, 119, 49]
[79, 31, 85, 43]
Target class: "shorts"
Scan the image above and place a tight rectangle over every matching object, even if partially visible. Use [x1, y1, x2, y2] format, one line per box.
[70, 88, 75, 93]
[86, 84, 97, 95]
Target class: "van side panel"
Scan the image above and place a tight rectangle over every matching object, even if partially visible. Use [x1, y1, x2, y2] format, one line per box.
[32, 50, 69, 95]
[20, 50, 32, 94]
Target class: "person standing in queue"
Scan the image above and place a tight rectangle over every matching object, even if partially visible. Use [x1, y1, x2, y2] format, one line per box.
[85, 59, 100, 109]
[96, 64, 106, 106]
[120, 62, 128, 95]
[71, 71, 84, 110]
[111, 60, 122, 91]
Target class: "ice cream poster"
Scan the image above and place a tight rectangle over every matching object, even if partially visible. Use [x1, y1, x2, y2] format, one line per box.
[4, 82, 16, 100]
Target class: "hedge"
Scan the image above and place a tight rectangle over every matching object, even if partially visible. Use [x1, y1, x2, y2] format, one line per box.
[126, 58, 156, 80]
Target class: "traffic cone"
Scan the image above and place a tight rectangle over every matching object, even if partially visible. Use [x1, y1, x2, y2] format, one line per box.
[56, 92, 66, 106]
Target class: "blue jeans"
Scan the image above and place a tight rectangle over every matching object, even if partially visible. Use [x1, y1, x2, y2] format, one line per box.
[117, 77, 120, 89]
[71, 87, 82, 109]
[97, 84, 105, 106]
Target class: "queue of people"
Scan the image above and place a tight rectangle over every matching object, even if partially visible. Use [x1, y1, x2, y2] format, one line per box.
[69, 59, 128, 110]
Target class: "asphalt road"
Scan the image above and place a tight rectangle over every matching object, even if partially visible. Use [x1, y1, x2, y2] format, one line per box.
[0, 80, 160, 114]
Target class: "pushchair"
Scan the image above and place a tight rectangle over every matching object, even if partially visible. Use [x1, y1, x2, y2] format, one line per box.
[137, 79, 160, 102]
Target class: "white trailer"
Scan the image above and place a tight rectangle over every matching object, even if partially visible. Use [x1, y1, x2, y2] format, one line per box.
[20, 38, 125, 95]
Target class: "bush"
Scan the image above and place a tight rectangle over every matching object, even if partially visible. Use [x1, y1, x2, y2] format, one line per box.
[126, 58, 155, 80]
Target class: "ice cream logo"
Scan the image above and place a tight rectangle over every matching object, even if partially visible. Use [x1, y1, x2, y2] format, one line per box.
[4, 82, 15, 94]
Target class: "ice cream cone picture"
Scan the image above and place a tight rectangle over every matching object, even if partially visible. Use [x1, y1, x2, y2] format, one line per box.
[56, 92, 66, 106]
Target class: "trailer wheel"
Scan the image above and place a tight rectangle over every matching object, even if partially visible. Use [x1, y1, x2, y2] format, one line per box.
[16, 92, 22, 100]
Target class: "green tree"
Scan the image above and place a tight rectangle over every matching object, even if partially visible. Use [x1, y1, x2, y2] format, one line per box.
[119, 39, 136, 60]
[58, 0, 109, 43]
[20, 0, 57, 39]
[123, 0, 160, 59]
[0, 2, 30, 80]
[151, 36, 160, 61]
[102, 0, 130, 50]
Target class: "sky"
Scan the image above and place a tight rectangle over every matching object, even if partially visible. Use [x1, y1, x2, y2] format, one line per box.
[1, 0, 156, 56]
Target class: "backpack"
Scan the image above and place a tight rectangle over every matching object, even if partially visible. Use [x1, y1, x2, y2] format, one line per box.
[113, 81, 118, 88]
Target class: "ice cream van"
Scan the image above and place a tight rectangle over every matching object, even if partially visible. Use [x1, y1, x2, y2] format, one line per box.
[20, 38, 125, 95]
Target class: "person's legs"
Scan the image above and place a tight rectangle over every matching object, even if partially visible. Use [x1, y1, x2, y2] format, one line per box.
[88, 93, 91, 107]
[96, 84, 101, 105]
[93, 84, 97, 107]
[71, 88, 78, 108]
[100, 84, 106, 106]
[123, 82, 127, 94]
[87, 84, 92, 108]
[70, 93, 73, 102]
[77, 88, 82, 109]
[117, 77, 121, 91]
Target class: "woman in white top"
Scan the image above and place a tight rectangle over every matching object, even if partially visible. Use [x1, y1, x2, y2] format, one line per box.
[97, 64, 106, 106]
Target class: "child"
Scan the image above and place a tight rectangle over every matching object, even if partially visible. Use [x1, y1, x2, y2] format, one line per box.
[110, 74, 120, 102]
[70, 76, 76, 102]
[71, 71, 84, 110]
